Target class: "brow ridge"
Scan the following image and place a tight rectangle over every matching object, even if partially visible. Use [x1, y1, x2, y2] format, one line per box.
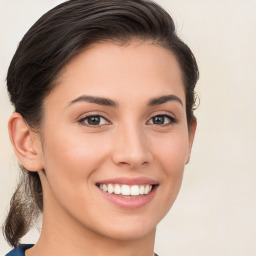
[148, 95, 183, 106]
[69, 95, 118, 107]
[69, 94, 183, 108]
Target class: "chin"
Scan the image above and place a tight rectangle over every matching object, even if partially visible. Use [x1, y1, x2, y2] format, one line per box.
[99, 221, 156, 241]
[81, 211, 161, 241]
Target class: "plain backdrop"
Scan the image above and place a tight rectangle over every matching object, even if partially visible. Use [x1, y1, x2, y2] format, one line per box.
[1, 0, 256, 255]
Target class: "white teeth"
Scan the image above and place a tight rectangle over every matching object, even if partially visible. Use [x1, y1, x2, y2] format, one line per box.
[130, 185, 140, 196]
[108, 184, 114, 194]
[139, 185, 145, 195]
[144, 185, 150, 194]
[114, 184, 121, 195]
[121, 185, 130, 196]
[102, 184, 108, 192]
[98, 183, 154, 196]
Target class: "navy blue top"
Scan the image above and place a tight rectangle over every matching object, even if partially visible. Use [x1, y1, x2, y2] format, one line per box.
[5, 244, 159, 256]
[5, 244, 34, 256]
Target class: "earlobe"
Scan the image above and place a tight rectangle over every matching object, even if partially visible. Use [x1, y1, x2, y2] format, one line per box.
[185, 118, 197, 164]
[8, 112, 43, 172]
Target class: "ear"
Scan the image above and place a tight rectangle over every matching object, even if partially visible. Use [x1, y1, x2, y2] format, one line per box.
[186, 118, 197, 164]
[8, 112, 44, 172]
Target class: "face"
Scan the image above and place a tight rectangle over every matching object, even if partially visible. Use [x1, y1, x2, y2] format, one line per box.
[36, 41, 195, 242]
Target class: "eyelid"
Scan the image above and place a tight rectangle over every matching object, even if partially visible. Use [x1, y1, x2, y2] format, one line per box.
[76, 110, 111, 121]
[146, 112, 178, 125]
[147, 110, 177, 120]
[78, 113, 112, 127]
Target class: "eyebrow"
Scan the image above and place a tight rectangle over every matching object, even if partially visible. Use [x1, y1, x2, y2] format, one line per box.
[68, 95, 119, 107]
[68, 94, 183, 108]
[148, 95, 183, 106]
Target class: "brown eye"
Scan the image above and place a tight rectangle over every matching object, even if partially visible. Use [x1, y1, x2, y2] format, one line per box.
[152, 115, 165, 124]
[87, 116, 101, 125]
[79, 115, 109, 126]
[148, 115, 177, 125]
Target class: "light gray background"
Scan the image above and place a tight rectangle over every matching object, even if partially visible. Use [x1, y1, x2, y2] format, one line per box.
[1, 0, 256, 255]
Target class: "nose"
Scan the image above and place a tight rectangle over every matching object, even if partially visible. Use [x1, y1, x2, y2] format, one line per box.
[111, 124, 153, 169]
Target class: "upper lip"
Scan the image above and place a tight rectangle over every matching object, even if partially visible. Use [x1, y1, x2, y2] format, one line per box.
[96, 177, 159, 185]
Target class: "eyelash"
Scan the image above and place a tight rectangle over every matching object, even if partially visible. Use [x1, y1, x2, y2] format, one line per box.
[147, 114, 177, 126]
[78, 114, 177, 127]
[78, 115, 111, 127]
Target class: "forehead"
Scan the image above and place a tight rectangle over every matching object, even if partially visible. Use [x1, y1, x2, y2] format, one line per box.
[47, 40, 185, 107]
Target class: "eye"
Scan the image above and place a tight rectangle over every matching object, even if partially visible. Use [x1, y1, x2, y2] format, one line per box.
[147, 114, 177, 126]
[78, 115, 110, 126]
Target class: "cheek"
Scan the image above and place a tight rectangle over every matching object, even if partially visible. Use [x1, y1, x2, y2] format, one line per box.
[39, 128, 114, 216]
[40, 127, 110, 189]
[151, 130, 189, 203]
[152, 131, 189, 174]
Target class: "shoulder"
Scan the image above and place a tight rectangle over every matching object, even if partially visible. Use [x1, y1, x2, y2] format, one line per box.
[5, 244, 34, 256]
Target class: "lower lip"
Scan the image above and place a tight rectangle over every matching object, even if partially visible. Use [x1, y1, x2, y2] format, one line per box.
[97, 186, 158, 209]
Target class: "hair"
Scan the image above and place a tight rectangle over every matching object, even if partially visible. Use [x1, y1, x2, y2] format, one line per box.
[3, 0, 199, 247]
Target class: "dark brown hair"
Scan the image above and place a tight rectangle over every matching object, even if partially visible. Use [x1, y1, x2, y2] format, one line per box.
[3, 0, 199, 247]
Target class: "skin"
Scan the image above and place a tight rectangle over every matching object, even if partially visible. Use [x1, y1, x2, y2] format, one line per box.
[9, 40, 196, 256]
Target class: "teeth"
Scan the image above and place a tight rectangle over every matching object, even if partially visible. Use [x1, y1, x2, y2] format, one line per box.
[114, 184, 121, 195]
[139, 185, 144, 195]
[144, 184, 150, 194]
[102, 184, 108, 192]
[121, 185, 130, 196]
[108, 184, 114, 194]
[130, 185, 140, 196]
[98, 184, 153, 196]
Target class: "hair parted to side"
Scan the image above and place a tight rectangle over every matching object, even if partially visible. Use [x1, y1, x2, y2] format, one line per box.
[4, 0, 199, 247]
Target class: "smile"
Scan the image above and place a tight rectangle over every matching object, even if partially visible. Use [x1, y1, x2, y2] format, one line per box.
[98, 184, 153, 196]
[95, 177, 158, 209]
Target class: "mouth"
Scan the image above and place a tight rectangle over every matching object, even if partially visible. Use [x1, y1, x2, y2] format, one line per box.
[95, 178, 159, 209]
[96, 183, 156, 196]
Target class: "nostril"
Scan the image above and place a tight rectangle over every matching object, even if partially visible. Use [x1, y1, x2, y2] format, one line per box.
[111, 136, 153, 168]
[117, 160, 149, 169]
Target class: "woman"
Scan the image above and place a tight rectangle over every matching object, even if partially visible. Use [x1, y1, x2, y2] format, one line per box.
[3, 0, 199, 255]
